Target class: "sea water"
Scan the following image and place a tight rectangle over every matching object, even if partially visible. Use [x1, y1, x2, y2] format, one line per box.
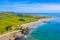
[27, 13, 60, 40]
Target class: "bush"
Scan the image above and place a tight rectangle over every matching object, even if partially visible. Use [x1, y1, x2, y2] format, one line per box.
[15, 25, 23, 30]
[19, 19, 25, 22]
[5, 25, 12, 31]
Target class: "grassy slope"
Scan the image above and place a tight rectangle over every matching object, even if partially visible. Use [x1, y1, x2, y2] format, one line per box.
[0, 12, 38, 34]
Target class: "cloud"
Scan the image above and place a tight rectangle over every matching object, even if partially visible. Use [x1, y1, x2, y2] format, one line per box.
[0, 3, 60, 13]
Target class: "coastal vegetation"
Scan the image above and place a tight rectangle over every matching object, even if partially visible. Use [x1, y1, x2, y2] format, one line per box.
[0, 12, 50, 34]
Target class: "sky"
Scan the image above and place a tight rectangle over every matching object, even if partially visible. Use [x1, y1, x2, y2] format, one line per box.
[0, 0, 60, 13]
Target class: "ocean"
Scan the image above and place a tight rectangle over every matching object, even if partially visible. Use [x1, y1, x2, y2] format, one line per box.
[27, 13, 60, 40]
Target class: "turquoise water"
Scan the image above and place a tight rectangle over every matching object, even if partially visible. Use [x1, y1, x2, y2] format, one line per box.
[27, 13, 60, 40]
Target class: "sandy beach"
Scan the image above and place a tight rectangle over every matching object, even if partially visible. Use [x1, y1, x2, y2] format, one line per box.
[0, 18, 53, 40]
[21, 18, 53, 29]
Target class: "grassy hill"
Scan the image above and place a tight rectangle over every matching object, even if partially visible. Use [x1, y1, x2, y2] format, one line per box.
[0, 12, 39, 34]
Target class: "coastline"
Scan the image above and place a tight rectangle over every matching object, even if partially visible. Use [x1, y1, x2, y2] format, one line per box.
[21, 18, 53, 40]
[0, 18, 53, 40]
[21, 18, 53, 29]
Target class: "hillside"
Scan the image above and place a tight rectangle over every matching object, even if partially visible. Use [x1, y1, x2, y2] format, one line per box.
[0, 12, 39, 34]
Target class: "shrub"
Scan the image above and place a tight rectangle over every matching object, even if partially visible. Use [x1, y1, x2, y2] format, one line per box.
[19, 19, 25, 22]
[5, 25, 12, 31]
[15, 25, 23, 30]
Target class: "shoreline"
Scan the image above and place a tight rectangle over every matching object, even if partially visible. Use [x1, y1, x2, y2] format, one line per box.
[21, 18, 53, 29]
[0, 18, 53, 40]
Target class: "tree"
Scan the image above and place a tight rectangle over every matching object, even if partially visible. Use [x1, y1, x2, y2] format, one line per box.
[5, 25, 12, 31]
[19, 19, 25, 22]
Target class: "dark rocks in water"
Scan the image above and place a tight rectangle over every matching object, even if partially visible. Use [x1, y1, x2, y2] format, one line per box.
[14, 36, 27, 40]
[43, 21, 50, 23]
[57, 32, 60, 33]
[20, 35, 27, 40]
[14, 37, 21, 40]
[31, 33, 40, 35]
[56, 31, 60, 34]
[54, 30, 60, 34]
[31, 32, 48, 37]
[36, 30, 41, 32]
[41, 32, 48, 34]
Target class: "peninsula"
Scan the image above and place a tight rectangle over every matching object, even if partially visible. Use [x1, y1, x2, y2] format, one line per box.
[0, 12, 51, 40]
